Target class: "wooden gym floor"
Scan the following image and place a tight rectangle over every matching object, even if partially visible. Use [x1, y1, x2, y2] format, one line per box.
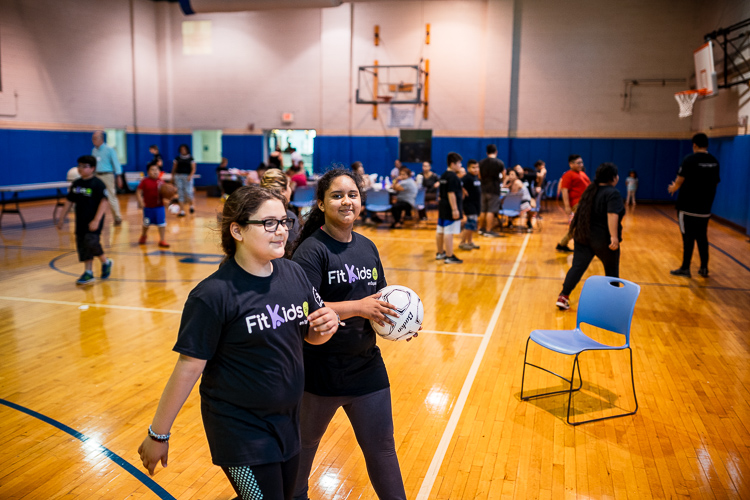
[1, 192, 749, 499]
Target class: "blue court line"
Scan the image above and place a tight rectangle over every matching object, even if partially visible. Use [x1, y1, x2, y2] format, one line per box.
[48, 252, 202, 283]
[655, 208, 750, 273]
[0, 398, 176, 500]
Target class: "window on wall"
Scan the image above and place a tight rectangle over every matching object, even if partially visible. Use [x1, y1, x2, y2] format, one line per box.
[192, 130, 222, 163]
[104, 128, 127, 164]
[268, 129, 316, 175]
[399, 129, 432, 164]
[182, 21, 212, 55]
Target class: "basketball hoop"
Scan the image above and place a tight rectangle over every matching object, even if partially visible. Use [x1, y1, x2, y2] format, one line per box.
[674, 89, 709, 118]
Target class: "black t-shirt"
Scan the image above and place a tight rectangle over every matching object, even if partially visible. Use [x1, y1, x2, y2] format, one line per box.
[292, 229, 389, 397]
[676, 152, 720, 215]
[438, 170, 463, 220]
[589, 185, 625, 244]
[478, 157, 505, 194]
[173, 258, 323, 467]
[67, 176, 108, 234]
[174, 155, 194, 175]
[462, 173, 482, 215]
[421, 172, 439, 195]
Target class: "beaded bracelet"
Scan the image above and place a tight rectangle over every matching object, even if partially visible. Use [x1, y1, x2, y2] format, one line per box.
[148, 425, 171, 443]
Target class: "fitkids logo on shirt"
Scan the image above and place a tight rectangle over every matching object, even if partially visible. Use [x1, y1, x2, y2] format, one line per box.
[245, 301, 308, 333]
[328, 265, 378, 286]
[72, 187, 94, 196]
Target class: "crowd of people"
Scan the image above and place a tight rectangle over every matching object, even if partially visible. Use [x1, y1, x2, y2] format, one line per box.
[52, 130, 720, 499]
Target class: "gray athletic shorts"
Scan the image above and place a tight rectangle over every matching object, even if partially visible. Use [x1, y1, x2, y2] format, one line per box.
[481, 192, 500, 213]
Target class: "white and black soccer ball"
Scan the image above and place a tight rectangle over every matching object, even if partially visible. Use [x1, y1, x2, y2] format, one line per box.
[370, 285, 423, 341]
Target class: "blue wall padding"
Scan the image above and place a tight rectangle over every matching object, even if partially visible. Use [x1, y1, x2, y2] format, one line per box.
[1, 127, 747, 231]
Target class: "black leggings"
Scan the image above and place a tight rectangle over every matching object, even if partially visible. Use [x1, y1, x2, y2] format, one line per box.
[678, 211, 710, 269]
[561, 240, 620, 296]
[293, 388, 406, 500]
[223, 454, 300, 500]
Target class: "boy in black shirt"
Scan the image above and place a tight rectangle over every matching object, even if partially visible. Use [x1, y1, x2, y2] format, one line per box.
[459, 159, 481, 250]
[436, 152, 464, 264]
[57, 155, 113, 285]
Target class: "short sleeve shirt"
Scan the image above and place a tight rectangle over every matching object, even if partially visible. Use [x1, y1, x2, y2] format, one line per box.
[67, 177, 108, 233]
[560, 169, 591, 207]
[292, 230, 389, 397]
[438, 170, 463, 220]
[676, 152, 720, 215]
[137, 177, 163, 208]
[478, 157, 505, 194]
[395, 177, 418, 207]
[173, 258, 323, 467]
[174, 155, 194, 175]
[462, 173, 482, 215]
[589, 185, 625, 244]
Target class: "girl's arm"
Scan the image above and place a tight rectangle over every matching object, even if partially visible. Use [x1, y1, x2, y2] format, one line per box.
[305, 306, 339, 344]
[138, 354, 207, 476]
[324, 295, 398, 327]
[607, 213, 620, 250]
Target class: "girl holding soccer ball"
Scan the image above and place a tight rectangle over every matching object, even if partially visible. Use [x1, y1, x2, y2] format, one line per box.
[291, 168, 415, 500]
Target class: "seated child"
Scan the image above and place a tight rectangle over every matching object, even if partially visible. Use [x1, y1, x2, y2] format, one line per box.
[136, 162, 170, 248]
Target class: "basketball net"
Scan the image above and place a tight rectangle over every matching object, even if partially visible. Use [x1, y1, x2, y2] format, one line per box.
[674, 90, 706, 118]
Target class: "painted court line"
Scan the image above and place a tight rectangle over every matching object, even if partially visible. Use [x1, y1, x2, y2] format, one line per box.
[416, 232, 531, 500]
[0, 398, 176, 500]
[0, 296, 486, 337]
[0, 296, 182, 314]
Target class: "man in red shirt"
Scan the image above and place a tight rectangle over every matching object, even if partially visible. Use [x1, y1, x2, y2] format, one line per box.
[555, 154, 591, 252]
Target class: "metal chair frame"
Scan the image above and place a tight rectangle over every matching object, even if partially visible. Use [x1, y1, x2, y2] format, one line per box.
[520, 276, 640, 425]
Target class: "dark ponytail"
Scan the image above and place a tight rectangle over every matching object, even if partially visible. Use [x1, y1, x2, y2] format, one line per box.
[290, 167, 366, 255]
[219, 185, 286, 266]
[571, 162, 618, 244]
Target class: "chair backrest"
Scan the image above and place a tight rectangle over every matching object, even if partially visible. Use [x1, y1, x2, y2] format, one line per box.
[415, 187, 426, 208]
[366, 189, 392, 206]
[545, 179, 557, 198]
[291, 185, 316, 204]
[576, 276, 640, 342]
[500, 191, 525, 211]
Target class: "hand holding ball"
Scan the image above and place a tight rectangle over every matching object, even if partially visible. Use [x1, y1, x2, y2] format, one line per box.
[370, 285, 423, 341]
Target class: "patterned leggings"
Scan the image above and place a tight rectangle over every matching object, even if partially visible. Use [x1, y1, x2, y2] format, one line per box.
[223, 453, 300, 500]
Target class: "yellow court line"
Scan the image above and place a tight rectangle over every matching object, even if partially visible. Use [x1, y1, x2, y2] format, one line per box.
[0, 296, 182, 314]
[416, 232, 531, 500]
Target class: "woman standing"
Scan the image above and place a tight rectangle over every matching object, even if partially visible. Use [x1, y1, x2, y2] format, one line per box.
[290, 168, 408, 500]
[556, 163, 625, 311]
[172, 144, 196, 216]
[138, 186, 339, 500]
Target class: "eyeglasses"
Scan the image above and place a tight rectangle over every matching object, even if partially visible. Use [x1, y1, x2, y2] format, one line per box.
[243, 218, 295, 232]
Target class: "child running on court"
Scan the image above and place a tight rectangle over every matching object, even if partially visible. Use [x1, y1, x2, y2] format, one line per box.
[136, 161, 170, 248]
[56, 155, 113, 285]
[436, 152, 464, 264]
[138, 185, 339, 499]
[459, 159, 481, 250]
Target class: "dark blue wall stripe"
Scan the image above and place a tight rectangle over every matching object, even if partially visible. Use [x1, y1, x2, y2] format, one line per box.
[0, 398, 176, 500]
[1, 128, 747, 230]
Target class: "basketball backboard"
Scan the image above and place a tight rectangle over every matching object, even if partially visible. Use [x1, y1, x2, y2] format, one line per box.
[356, 64, 424, 105]
[693, 40, 718, 96]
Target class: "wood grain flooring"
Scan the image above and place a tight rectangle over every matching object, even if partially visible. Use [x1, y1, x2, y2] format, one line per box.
[1, 193, 749, 499]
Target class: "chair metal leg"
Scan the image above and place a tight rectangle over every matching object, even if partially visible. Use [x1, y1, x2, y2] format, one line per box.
[521, 338, 583, 401]
[567, 347, 638, 426]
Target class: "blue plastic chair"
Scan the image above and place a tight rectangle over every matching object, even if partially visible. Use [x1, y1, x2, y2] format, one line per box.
[520, 276, 641, 425]
[498, 191, 525, 231]
[289, 185, 316, 209]
[365, 189, 393, 221]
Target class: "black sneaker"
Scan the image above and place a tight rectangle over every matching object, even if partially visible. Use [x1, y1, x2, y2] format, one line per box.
[436, 252, 446, 260]
[76, 271, 95, 285]
[698, 267, 709, 277]
[555, 244, 573, 253]
[444, 255, 463, 264]
[670, 268, 691, 277]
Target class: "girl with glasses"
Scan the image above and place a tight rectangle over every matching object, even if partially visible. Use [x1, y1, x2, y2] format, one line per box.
[138, 185, 340, 500]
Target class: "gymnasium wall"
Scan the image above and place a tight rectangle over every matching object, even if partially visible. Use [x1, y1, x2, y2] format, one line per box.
[0, 0, 748, 230]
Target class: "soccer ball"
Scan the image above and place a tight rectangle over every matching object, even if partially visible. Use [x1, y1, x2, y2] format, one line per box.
[168, 203, 181, 215]
[370, 285, 423, 341]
